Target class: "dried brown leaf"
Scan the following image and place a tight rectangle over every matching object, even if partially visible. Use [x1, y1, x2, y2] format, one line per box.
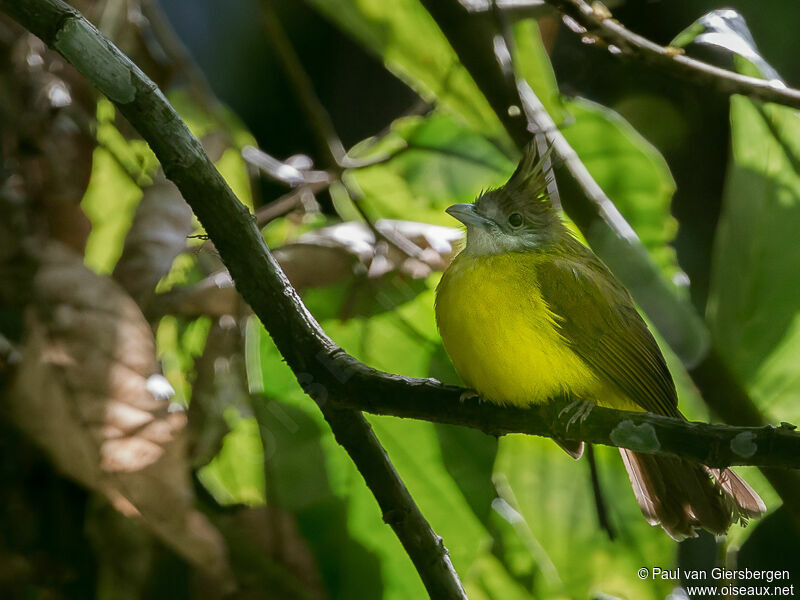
[151, 220, 462, 319]
[3, 31, 94, 252]
[274, 219, 462, 285]
[9, 243, 233, 588]
[150, 271, 239, 320]
[188, 316, 248, 467]
[215, 507, 327, 600]
[112, 173, 194, 308]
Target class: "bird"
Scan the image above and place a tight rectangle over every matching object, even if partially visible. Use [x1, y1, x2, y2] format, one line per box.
[434, 143, 765, 539]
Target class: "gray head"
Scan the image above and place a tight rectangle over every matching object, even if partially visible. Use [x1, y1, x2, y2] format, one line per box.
[445, 144, 565, 256]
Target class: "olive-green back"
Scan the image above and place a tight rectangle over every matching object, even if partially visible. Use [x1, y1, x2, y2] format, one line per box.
[536, 237, 680, 418]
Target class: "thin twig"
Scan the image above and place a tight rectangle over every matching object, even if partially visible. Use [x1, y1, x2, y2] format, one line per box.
[255, 182, 327, 227]
[544, 0, 800, 110]
[585, 445, 615, 540]
[257, 2, 437, 266]
[242, 146, 332, 187]
[140, 0, 222, 115]
[260, 0, 346, 166]
[469, 0, 552, 21]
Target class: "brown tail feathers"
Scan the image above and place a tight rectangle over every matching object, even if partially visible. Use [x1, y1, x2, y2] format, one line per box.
[620, 449, 765, 540]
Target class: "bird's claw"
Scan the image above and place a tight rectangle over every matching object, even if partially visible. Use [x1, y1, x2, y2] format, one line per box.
[559, 399, 594, 431]
[459, 389, 480, 403]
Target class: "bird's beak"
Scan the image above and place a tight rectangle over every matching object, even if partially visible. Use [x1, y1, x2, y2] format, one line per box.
[445, 203, 490, 227]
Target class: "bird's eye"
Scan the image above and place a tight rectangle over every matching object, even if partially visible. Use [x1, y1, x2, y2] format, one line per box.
[508, 212, 524, 228]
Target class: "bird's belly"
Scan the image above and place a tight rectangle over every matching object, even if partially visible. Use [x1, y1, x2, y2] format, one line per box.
[435, 253, 602, 406]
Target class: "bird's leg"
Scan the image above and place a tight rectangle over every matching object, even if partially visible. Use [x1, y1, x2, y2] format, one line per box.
[559, 399, 594, 430]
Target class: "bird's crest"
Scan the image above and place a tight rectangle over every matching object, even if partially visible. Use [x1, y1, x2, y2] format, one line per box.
[503, 142, 554, 203]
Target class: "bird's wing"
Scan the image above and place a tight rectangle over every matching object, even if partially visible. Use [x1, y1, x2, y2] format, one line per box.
[536, 245, 680, 417]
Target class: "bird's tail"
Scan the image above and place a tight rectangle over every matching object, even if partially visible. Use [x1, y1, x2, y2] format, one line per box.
[619, 449, 765, 540]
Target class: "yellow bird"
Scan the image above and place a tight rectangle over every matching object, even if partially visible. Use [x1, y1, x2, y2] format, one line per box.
[435, 145, 764, 539]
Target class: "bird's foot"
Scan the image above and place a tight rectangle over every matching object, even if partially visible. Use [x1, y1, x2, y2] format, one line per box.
[559, 399, 594, 431]
[459, 389, 480, 403]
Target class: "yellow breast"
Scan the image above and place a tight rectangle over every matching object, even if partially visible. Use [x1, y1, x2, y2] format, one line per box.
[435, 251, 602, 406]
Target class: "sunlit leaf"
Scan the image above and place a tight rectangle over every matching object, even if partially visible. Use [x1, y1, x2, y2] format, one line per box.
[197, 409, 266, 506]
[495, 437, 675, 599]
[464, 551, 537, 600]
[563, 98, 681, 281]
[698, 15, 800, 423]
[304, 0, 506, 139]
[82, 147, 144, 274]
[9, 244, 231, 584]
[347, 112, 515, 225]
[216, 146, 255, 210]
[168, 89, 259, 151]
[155, 315, 211, 407]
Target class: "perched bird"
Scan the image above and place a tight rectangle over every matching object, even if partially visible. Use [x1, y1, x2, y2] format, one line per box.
[434, 144, 765, 539]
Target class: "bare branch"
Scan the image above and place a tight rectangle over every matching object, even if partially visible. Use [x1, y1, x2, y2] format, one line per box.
[544, 0, 800, 110]
[321, 362, 800, 469]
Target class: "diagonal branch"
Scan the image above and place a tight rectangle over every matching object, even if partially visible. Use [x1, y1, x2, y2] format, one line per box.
[0, 1, 466, 597]
[543, 0, 800, 110]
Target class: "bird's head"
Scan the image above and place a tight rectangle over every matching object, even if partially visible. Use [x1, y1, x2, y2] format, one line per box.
[446, 144, 564, 256]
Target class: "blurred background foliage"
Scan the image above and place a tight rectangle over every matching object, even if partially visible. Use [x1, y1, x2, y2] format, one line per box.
[1, 0, 800, 599]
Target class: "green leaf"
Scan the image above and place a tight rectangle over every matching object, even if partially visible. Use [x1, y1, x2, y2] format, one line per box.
[304, 0, 506, 139]
[707, 96, 800, 422]
[82, 147, 145, 274]
[244, 316, 420, 599]
[347, 112, 515, 225]
[562, 98, 681, 280]
[698, 15, 800, 423]
[494, 437, 675, 599]
[168, 89, 259, 151]
[244, 278, 517, 597]
[464, 551, 538, 600]
[197, 409, 266, 506]
[434, 422, 497, 525]
[511, 18, 566, 125]
[155, 315, 211, 406]
[83, 95, 256, 275]
[82, 99, 159, 274]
